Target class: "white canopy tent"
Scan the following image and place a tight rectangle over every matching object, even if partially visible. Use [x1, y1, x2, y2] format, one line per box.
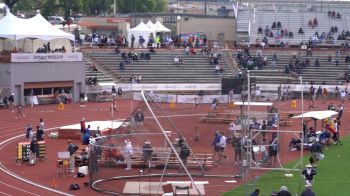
[0, 12, 74, 52]
[154, 21, 171, 33]
[146, 20, 157, 32]
[292, 110, 338, 130]
[0, 12, 74, 41]
[127, 21, 155, 48]
[292, 110, 338, 120]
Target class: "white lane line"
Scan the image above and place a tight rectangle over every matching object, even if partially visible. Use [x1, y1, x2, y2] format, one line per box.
[0, 191, 12, 196]
[0, 179, 38, 196]
[0, 126, 74, 196]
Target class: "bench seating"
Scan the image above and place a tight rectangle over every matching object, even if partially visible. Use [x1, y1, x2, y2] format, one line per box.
[37, 94, 56, 104]
[279, 113, 293, 126]
[96, 152, 214, 170]
[199, 112, 237, 124]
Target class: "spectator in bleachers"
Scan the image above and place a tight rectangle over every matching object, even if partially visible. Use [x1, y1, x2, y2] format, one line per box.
[272, 53, 277, 68]
[320, 32, 326, 40]
[305, 58, 310, 67]
[331, 26, 338, 33]
[337, 12, 341, 19]
[270, 31, 274, 38]
[298, 27, 304, 34]
[258, 26, 263, 34]
[314, 58, 320, 68]
[332, 10, 336, 19]
[276, 21, 282, 29]
[289, 32, 293, 38]
[335, 59, 339, 67]
[114, 46, 120, 55]
[119, 62, 125, 70]
[308, 20, 313, 27]
[306, 48, 312, 56]
[256, 47, 262, 56]
[328, 10, 332, 17]
[149, 46, 156, 54]
[345, 54, 350, 63]
[184, 46, 190, 55]
[280, 41, 285, 48]
[336, 49, 341, 57]
[265, 25, 270, 34]
[284, 29, 288, 37]
[145, 52, 151, 61]
[313, 18, 318, 26]
[263, 37, 269, 45]
[272, 21, 276, 29]
[328, 54, 332, 62]
[315, 32, 319, 39]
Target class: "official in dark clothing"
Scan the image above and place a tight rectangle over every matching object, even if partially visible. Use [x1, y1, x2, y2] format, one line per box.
[277, 186, 292, 196]
[302, 164, 317, 184]
[301, 183, 315, 196]
[178, 138, 190, 173]
[142, 140, 153, 170]
[29, 137, 39, 165]
[134, 109, 145, 130]
[310, 139, 322, 165]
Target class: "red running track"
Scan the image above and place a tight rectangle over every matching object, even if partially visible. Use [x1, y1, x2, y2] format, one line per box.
[0, 98, 348, 195]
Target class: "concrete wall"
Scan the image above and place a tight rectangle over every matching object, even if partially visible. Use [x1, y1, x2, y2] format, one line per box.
[0, 61, 85, 104]
[80, 17, 130, 35]
[0, 64, 11, 86]
[178, 17, 236, 41]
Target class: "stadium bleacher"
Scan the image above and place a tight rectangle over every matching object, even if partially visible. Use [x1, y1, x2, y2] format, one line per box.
[84, 50, 235, 84]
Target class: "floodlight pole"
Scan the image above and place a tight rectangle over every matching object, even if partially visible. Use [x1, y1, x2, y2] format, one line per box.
[300, 76, 304, 170]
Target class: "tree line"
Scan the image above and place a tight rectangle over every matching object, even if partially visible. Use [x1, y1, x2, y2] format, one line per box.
[5, 0, 168, 18]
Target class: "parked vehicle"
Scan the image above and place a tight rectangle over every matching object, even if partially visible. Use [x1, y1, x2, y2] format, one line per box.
[48, 16, 65, 24]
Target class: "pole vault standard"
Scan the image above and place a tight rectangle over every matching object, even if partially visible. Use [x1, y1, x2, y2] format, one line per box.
[241, 72, 305, 196]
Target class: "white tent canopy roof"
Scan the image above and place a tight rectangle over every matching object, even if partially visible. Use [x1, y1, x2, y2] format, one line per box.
[154, 21, 171, 32]
[292, 110, 338, 120]
[130, 21, 154, 32]
[0, 12, 75, 41]
[146, 20, 157, 32]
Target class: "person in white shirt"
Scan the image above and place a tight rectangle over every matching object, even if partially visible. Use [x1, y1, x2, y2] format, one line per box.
[123, 140, 133, 170]
[174, 56, 179, 64]
[340, 90, 347, 104]
[219, 132, 227, 162]
[255, 87, 262, 102]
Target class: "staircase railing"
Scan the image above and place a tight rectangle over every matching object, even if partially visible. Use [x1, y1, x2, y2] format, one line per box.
[222, 44, 240, 76]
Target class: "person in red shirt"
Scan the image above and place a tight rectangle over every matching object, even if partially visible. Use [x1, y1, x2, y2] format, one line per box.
[326, 124, 342, 145]
[80, 118, 86, 142]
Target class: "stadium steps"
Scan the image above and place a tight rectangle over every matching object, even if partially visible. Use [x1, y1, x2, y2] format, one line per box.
[84, 50, 235, 84]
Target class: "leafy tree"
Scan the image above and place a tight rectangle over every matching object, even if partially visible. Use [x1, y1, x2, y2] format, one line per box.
[4, 0, 20, 11]
[83, 0, 113, 16]
[116, 0, 168, 13]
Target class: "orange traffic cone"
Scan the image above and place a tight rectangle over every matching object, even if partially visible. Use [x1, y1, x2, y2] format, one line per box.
[51, 177, 58, 188]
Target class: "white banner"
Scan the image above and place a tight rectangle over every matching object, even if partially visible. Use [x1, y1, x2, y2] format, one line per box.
[177, 95, 200, 103]
[133, 92, 176, 103]
[131, 83, 221, 91]
[85, 83, 221, 93]
[202, 95, 229, 103]
[11, 53, 82, 62]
